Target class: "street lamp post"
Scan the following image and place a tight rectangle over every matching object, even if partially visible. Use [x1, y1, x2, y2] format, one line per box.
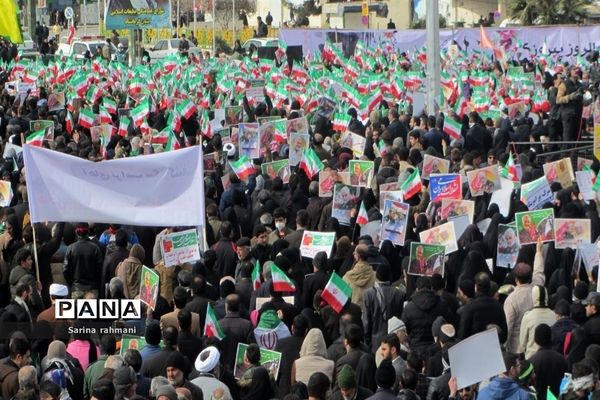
[232, 0, 235, 48]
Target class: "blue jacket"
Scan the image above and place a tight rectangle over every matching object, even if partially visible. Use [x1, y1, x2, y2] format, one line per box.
[478, 377, 531, 400]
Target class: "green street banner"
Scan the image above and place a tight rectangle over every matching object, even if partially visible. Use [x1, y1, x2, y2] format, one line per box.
[160, 229, 201, 267]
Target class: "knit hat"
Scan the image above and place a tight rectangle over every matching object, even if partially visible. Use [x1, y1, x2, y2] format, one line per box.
[337, 365, 357, 389]
[166, 352, 187, 374]
[113, 365, 136, 387]
[388, 317, 406, 334]
[376, 264, 391, 282]
[375, 359, 396, 389]
[154, 384, 178, 400]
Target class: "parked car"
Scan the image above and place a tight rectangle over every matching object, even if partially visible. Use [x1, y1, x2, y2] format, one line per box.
[57, 36, 118, 61]
[17, 33, 39, 58]
[242, 37, 278, 53]
[147, 39, 200, 61]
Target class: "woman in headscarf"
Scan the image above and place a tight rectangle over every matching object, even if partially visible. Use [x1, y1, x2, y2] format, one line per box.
[291, 328, 334, 386]
[115, 244, 145, 299]
[41, 340, 85, 400]
[241, 367, 275, 400]
[331, 236, 354, 277]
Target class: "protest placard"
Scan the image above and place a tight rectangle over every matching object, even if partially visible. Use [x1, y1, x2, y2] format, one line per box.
[422, 155, 450, 179]
[262, 160, 290, 184]
[332, 184, 360, 226]
[555, 218, 591, 249]
[449, 214, 470, 240]
[543, 158, 575, 189]
[234, 343, 282, 380]
[515, 209, 555, 245]
[225, 106, 243, 126]
[408, 242, 445, 276]
[300, 231, 336, 258]
[247, 79, 266, 102]
[0, 181, 13, 208]
[440, 199, 475, 223]
[30, 120, 55, 142]
[520, 176, 553, 210]
[160, 229, 201, 267]
[419, 221, 458, 254]
[429, 174, 462, 202]
[449, 329, 505, 390]
[576, 170, 596, 201]
[339, 131, 366, 158]
[238, 123, 260, 160]
[497, 223, 520, 268]
[490, 177, 514, 217]
[349, 160, 374, 188]
[289, 133, 309, 166]
[380, 200, 410, 246]
[466, 166, 501, 197]
[139, 266, 159, 310]
[120, 335, 148, 355]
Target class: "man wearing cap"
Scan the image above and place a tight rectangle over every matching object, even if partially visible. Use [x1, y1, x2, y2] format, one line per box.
[583, 292, 600, 345]
[503, 240, 544, 353]
[190, 347, 231, 400]
[113, 365, 137, 400]
[387, 317, 410, 357]
[37, 283, 68, 326]
[332, 365, 373, 400]
[362, 264, 403, 353]
[234, 237, 255, 280]
[154, 384, 178, 400]
[63, 222, 103, 299]
[165, 352, 203, 400]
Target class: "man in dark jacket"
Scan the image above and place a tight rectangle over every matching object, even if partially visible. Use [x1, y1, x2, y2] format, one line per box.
[335, 324, 367, 377]
[0, 338, 30, 400]
[583, 292, 600, 345]
[176, 310, 203, 364]
[140, 326, 178, 377]
[458, 272, 508, 343]
[165, 352, 203, 400]
[100, 229, 129, 298]
[332, 364, 373, 400]
[401, 277, 452, 351]
[275, 315, 308, 395]
[219, 294, 254, 372]
[211, 222, 238, 278]
[529, 324, 568, 400]
[63, 222, 103, 299]
[387, 108, 408, 146]
[551, 299, 578, 354]
[303, 252, 330, 309]
[184, 275, 209, 331]
[464, 112, 492, 156]
[362, 264, 404, 352]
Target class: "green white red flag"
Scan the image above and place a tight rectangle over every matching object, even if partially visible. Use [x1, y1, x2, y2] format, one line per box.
[298, 148, 324, 180]
[400, 168, 422, 200]
[204, 303, 225, 340]
[271, 263, 296, 292]
[321, 272, 352, 313]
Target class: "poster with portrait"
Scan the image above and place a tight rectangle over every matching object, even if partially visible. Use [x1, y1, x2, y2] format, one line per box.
[90, 124, 113, 144]
[48, 92, 66, 112]
[203, 152, 219, 173]
[238, 123, 260, 159]
[215, 127, 231, 145]
[408, 242, 445, 276]
[139, 266, 159, 310]
[543, 158, 575, 189]
[0, 181, 13, 208]
[259, 119, 286, 154]
[286, 116, 309, 136]
[497, 223, 520, 268]
[120, 336, 149, 354]
[419, 221, 458, 254]
[319, 170, 350, 197]
[422, 155, 450, 180]
[225, 106, 244, 126]
[317, 96, 336, 119]
[380, 191, 403, 211]
[466, 166, 501, 197]
[380, 200, 409, 246]
[104, 0, 171, 29]
[339, 131, 366, 158]
[577, 157, 593, 171]
[289, 132, 309, 166]
[555, 218, 591, 249]
[261, 159, 290, 184]
[332, 183, 360, 226]
[234, 343, 282, 381]
[576, 170, 596, 201]
[30, 120, 54, 142]
[440, 199, 475, 223]
[515, 209, 555, 245]
[349, 160, 374, 188]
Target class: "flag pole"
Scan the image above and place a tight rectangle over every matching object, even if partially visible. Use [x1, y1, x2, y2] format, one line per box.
[31, 223, 41, 285]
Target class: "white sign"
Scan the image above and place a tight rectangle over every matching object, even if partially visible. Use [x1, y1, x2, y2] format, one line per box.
[449, 329, 505, 390]
[160, 229, 201, 267]
[64, 7, 74, 20]
[23, 145, 205, 226]
[489, 177, 513, 217]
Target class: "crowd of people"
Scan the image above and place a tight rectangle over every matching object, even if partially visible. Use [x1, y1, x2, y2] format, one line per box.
[0, 29, 598, 400]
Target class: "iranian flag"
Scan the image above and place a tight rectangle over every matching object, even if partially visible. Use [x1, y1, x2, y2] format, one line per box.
[400, 168, 422, 200]
[152, 128, 169, 145]
[118, 116, 130, 137]
[443, 117, 462, 140]
[321, 272, 352, 313]
[298, 148, 324, 180]
[252, 260, 262, 290]
[129, 78, 144, 96]
[71, 75, 89, 97]
[165, 129, 181, 152]
[177, 98, 196, 120]
[332, 113, 351, 132]
[204, 303, 225, 340]
[131, 100, 149, 128]
[501, 152, 519, 182]
[86, 85, 101, 104]
[200, 109, 213, 138]
[356, 201, 369, 225]
[25, 130, 45, 147]
[103, 97, 117, 115]
[78, 109, 95, 129]
[65, 110, 73, 134]
[229, 156, 254, 180]
[271, 264, 296, 292]
[99, 106, 112, 124]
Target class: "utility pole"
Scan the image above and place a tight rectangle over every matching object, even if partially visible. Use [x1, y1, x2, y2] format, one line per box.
[426, 0, 440, 116]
